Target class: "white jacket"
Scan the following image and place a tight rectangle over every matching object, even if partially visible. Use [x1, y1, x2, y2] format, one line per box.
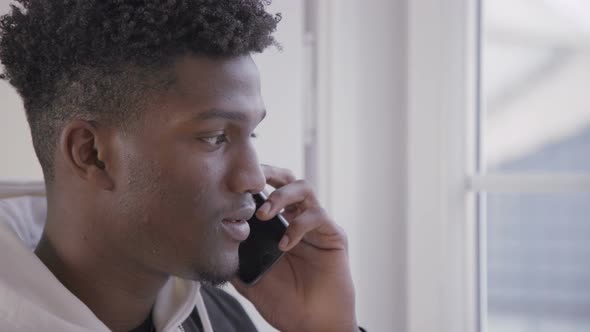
[0, 181, 213, 332]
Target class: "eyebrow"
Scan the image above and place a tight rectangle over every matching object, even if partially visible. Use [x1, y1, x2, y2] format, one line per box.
[195, 109, 267, 123]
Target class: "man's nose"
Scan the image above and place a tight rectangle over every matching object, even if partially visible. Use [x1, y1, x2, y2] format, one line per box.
[227, 145, 266, 194]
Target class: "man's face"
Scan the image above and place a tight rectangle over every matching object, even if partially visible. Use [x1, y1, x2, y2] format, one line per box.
[107, 55, 267, 284]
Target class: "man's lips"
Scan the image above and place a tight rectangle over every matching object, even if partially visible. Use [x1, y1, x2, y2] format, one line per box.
[223, 205, 257, 222]
[221, 205, 256, 242]
[221, 219, 250, 241]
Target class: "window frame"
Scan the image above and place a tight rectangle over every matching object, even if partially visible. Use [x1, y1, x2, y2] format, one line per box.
[407, 1, 590, 332]
[406, 0, 481, 331]
[312, 0, 590, 331]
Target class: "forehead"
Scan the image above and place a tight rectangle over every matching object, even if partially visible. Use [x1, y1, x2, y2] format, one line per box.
[171, 54, 262, 105]
[137, 54, 266, 129]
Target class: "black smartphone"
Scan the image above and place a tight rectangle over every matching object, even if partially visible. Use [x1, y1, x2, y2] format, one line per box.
[238, 192, 289, 285]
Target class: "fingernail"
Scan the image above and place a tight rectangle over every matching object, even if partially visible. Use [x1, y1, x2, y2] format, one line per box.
[257, 202, 271, 217]
[279, 235, 290, 251]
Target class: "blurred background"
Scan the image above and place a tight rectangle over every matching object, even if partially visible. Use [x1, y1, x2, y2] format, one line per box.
[1, 0, 589, 332]
[483, 0, 590, 331]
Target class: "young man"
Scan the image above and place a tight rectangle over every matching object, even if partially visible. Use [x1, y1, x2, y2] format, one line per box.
[0, 1, 360, 331]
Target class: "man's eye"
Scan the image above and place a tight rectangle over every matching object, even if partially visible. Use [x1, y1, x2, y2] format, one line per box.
[201, 134, 228, 146]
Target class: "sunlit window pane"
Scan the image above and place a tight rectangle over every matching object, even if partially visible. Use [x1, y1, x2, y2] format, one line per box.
[486, 193, 590, 332]
[483, 0, 590, 172]
[481, 1, 590, 331]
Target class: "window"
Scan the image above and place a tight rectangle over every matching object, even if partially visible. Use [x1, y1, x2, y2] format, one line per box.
[476, 1, 590, 331]
[407, 1, 590, 332]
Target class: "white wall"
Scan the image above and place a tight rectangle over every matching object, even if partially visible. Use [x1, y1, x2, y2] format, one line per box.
[251, 1, 304, 178]
[0, 54, 43, 179]
[0, 0, 41, 179]
[315, 0, 407, 331]
[0, 81, 42, 180]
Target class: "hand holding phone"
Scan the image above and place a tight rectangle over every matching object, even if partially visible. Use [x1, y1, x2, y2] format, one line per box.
[237, 192, 289, 285]
[232, 165, 357, 332]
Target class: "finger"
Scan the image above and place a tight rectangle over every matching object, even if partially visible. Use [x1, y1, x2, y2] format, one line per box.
[261, 164, 297, 189]
[256, 179, 318, 220]
[278, 206, 327, 251]
[281, 204, 303, 221]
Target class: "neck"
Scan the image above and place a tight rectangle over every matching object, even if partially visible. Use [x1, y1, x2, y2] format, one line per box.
[35, 215, 169, 332]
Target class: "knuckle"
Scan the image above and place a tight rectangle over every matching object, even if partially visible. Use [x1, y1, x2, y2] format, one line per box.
[311, 205, 328, 219]
[334, 225, 349, 246]
[281, 168, 297, 182]
[287, 220, 305, 233]
[294, 179, 308, 187]
[269, 189, 285, 202]
[341, 232, 350, 248]
[295, 179, 316, 196]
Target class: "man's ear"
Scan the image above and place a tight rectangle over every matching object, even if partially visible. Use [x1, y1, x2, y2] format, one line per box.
[59, 120, 115, 190]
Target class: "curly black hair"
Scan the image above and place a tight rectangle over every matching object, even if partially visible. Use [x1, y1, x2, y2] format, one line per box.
[0, 0, 280, 180]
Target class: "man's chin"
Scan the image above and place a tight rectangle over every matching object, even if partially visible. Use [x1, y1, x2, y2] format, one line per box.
[192, 257, 239, 287]
[196, 270, 236, 287]
[184, 250, 240, 286]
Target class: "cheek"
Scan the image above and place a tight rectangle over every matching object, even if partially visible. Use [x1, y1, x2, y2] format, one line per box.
[120, 143, 226, 225]
[134, 160, 220, 242]
[171, 151, 229, 209]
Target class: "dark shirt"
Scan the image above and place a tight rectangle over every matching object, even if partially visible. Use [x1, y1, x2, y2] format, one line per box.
[129, 285, 366, 332]
[128, 285, 258, 332]
[181, 285, 258, 332]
